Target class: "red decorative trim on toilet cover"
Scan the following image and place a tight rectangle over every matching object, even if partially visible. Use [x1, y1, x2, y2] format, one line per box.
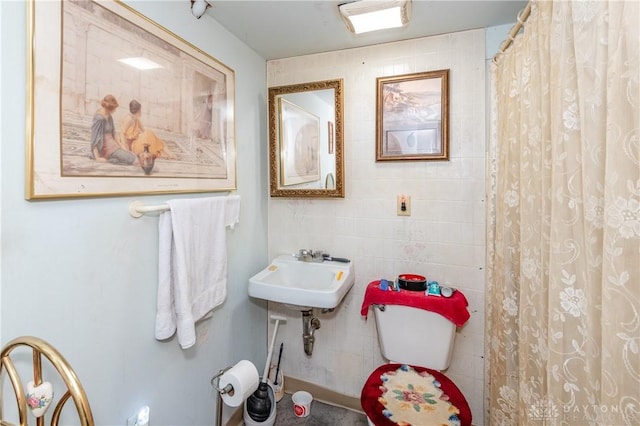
[361, 363, 472, 426]
[360, 281, 471, 327]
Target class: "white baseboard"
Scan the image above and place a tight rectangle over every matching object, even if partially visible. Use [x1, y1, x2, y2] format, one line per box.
[283, 375, 364, 414]
[226, 375, 364, 425]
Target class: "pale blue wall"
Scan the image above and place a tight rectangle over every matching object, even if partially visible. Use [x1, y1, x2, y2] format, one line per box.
[0, 1, 268, 425]
[486, 23, 514, 59]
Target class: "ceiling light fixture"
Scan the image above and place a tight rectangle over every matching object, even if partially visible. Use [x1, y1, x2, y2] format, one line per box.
[338, 0, 412, 34]
[191, 0, 211, 19]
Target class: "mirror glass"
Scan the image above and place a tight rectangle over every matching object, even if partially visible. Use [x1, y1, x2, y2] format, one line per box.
[269, 79, 344, 198]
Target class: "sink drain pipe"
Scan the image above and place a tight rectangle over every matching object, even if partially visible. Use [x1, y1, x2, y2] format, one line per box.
[302, 310, 321, 356]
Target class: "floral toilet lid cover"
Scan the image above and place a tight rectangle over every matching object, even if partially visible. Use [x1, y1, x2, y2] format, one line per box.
[361, 364, 472, 426]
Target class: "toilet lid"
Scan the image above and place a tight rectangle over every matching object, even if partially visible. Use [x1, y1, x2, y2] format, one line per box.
[361, 364, 472, 426]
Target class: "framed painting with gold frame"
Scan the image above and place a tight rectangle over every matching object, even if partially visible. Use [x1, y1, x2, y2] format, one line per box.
[376, 69, 449, 161]
[26, 0, 236, 199]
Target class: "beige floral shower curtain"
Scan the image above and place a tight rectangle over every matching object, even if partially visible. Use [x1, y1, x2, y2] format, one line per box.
[487, 1, 639, 425]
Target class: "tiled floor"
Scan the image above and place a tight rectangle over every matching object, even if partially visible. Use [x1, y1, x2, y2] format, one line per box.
[273, 393, 369, 425]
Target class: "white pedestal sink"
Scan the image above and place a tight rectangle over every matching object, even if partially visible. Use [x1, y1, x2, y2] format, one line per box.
[248, 254, 355, 309]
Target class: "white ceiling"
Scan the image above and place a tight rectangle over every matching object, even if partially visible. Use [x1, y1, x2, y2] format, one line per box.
[206, 0, 528, 60]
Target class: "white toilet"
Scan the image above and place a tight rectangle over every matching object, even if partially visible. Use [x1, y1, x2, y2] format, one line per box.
[360, 303, 472, 426]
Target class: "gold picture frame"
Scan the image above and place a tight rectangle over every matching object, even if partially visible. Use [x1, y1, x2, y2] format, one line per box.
[278, 98, 321, 187]
[26, 0, 236, 199]
[376, 69, 449, 161]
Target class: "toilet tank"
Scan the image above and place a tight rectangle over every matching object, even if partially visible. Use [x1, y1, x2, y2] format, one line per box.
[373, 304, 456, 370]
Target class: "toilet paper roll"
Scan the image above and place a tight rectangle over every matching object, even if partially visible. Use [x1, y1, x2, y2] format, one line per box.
[218, 360, 260, 407]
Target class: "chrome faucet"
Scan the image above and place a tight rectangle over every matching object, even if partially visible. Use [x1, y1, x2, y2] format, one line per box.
[311, 250, 325, 263]
[295, 249, 351, 263]
[296, 249, 314, 262]
[296, 249, 325, 262]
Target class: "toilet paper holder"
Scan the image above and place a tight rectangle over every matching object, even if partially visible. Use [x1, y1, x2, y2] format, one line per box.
[211, 366, 235, 426]
[211, 366, 235, 396]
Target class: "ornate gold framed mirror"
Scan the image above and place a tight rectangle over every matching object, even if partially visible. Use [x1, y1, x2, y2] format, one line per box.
[269, 79, 344, 198]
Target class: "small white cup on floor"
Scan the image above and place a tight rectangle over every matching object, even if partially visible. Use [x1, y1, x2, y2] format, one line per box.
[292, 391, 313, 417]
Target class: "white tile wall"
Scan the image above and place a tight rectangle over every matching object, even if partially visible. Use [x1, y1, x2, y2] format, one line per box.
[267, 29, 487, 425]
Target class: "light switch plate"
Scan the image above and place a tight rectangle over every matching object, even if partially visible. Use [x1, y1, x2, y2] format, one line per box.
[397, 195, 411, 216]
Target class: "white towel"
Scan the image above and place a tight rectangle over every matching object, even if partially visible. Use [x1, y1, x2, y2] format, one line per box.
[155, 195, 240, 349]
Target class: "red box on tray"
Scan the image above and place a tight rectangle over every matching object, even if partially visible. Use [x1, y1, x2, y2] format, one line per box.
[397, 274, 426, 291]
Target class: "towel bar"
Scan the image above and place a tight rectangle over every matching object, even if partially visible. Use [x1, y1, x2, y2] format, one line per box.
[129, 200, 170, 218]
[129, 192, 237, 218]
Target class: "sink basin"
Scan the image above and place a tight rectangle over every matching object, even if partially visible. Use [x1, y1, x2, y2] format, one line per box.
[248, 254, 355, 309]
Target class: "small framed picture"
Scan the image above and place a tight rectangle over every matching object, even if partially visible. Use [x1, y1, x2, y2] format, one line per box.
[376, 69, 449, 161]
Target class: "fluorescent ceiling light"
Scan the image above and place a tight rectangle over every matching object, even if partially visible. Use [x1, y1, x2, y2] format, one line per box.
[339, 0, 411, 34]
[117, 57, 162, 71]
